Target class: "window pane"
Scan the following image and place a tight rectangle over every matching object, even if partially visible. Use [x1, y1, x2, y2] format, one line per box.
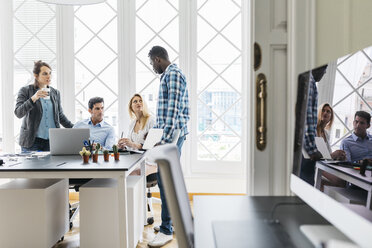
[135, 0, 179, 114]
[330, 48, 372, 149]
[197, 0, 242, 161]
[13, 0, 56, 151]
[74, 1, 119, 137]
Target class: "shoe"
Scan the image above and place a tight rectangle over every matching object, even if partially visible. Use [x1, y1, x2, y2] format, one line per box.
[154, 225, 175, 233]
[148, 232, 173, 247]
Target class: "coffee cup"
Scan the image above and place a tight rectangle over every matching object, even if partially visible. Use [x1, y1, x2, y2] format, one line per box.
[42, 87, 50, 100]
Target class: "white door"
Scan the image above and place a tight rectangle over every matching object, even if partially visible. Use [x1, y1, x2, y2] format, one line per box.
[249, 0, 289, 195]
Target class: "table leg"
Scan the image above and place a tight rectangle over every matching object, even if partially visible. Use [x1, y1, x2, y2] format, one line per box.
[314, 166, 322, 189]
[117, 174, 128, 248]
[367, 191, 372, 210]
[141, 162, 147, 226]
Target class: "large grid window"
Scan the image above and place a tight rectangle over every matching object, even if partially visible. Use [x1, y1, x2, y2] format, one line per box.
[135, 0, 179, 115]
[74, 0, 118, 136]
[196, 0, 242, 161]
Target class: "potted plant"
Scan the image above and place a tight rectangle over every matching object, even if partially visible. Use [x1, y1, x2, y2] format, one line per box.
[79, 147, 91, 163]
[113, 144, 120, 161]
[92, 143, 100, 163]
[103, 149, 110, 162]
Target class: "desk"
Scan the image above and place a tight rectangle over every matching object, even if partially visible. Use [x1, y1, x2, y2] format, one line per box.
[315, 161, 372, 209]
[194, 196, 329, 248]
[0, 153, 144, 248]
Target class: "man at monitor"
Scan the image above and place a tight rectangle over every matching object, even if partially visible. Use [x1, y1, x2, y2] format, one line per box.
[73, 97, 115, 150]
[340, 111, 372, 163]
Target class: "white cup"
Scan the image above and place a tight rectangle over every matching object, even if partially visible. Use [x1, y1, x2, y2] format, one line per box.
[42, 87, 50, 100]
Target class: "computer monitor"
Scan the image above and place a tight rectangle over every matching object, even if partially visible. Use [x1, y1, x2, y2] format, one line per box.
[291, 45, 372, 247]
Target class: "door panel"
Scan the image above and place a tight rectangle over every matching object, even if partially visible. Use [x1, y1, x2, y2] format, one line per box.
[251, 0, 288, 195]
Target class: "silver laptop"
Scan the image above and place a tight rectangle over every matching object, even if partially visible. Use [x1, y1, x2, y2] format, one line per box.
[49, 128, 90, 155]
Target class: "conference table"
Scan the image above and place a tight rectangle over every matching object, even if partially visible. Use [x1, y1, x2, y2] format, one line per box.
[0, 152, 145, 248]
[315, 161, 372, 209]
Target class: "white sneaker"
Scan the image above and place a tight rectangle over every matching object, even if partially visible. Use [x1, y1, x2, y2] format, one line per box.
[148, 232, 173, 247]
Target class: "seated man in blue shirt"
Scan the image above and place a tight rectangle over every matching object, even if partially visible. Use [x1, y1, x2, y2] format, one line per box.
[73, 97, 115, 150]
[340, 111, 372, 163]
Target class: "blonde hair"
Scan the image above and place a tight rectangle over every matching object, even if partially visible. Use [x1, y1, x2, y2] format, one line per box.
[316, 103, 334, 137]
[128, 94, 150, 130]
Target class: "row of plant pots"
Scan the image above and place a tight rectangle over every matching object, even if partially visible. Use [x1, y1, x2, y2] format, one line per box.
[79, 144, 120, 164]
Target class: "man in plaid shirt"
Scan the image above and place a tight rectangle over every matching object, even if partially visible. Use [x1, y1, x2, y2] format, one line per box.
[148, 46, 190, 247]
[300, 65, 327, 185]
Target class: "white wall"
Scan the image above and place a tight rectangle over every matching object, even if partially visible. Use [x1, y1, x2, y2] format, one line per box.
[315, 0, 372, 67]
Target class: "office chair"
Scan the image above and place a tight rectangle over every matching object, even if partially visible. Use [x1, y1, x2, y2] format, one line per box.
[68, 178, 91, 229]
[147, 144, 194, 248]
[145, 130, 181, 225]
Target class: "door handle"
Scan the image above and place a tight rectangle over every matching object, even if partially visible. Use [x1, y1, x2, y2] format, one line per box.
[256, 73, 267, 150]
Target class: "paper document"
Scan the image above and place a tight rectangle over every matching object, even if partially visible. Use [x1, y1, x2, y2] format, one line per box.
[315, 137, 332, 160]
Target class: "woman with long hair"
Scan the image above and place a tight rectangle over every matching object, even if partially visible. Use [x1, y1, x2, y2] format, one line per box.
[118, 93, 155, 150]
[317, 103, 346, 188]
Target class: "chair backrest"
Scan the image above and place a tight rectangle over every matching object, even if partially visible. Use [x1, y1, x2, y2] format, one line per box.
[147, 144, 194, 248]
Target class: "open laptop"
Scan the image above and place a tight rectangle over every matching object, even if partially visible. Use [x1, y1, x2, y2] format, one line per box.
[49, 128, 90, 155]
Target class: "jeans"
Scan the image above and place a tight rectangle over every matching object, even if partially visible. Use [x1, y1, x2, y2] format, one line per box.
[21, 137, 50, 153]
[300, 155, 316, 186]
[157, 135, 186, 235]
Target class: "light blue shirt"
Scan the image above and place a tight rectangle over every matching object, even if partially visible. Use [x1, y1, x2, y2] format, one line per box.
[340, 132, 372, 162]
[36, 98, 56, 140]
[73, 118, 115, 150]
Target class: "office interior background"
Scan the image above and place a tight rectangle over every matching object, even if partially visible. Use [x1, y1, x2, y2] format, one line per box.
[1, 0, 372, 195]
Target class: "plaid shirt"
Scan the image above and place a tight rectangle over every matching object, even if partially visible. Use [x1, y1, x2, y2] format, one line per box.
[304, 73, 318, 155]
[155, 63, 190, 144]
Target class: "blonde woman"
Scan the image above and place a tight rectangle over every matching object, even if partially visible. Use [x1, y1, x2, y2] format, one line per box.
[118, 93, 155, 150]
[317, 103, 346, 189]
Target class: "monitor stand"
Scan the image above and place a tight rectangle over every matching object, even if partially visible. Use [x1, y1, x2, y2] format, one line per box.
[300, 225, 355, 247]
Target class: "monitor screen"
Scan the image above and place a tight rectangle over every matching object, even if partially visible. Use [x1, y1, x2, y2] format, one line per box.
[291, 45, 372, 247]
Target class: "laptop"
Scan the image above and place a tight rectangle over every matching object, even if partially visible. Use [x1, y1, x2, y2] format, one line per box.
[141, 128, 181, 150]
[49, 128, 90, 155]
[315, 137, 332, 160]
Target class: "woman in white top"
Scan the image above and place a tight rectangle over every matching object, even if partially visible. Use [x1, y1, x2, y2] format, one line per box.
[118, 93, 155, 150]
[317, 103, 346, 189]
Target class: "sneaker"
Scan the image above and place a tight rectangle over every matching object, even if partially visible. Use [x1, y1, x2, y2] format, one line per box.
[148, 232, 173, 247]
[154, 225, 175, 233]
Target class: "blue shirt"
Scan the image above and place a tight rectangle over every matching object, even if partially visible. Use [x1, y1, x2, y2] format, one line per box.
[340, 132, 372, 162]
[73, 118, 116, 150]
[36, 98, 56, 139]
[303, 73, 318, 155]
[155, 63, 190, 143]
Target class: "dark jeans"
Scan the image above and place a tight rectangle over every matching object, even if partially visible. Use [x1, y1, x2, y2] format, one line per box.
[157, 135, 186, 235]
[21, 137, 50, 153]
[300, 155, 316, 186]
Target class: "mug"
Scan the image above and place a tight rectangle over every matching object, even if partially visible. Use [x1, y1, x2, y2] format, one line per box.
[42, 87, 50, 100]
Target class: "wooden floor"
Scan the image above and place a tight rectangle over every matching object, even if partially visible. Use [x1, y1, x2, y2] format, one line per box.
[52, 201, 181, 248]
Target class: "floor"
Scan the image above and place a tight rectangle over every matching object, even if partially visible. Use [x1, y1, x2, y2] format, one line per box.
[52, 201, 179, 248]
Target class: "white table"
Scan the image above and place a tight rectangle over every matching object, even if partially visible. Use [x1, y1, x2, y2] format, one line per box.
[0, 153, 145, 248]
[315, 161, 372, 209]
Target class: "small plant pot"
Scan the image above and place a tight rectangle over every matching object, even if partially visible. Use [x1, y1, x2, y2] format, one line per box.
[92, 153, 98, 163]
[83, 155, 89, 164]
[114, 153, 120, 161]
[103, 153, 110, 162]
